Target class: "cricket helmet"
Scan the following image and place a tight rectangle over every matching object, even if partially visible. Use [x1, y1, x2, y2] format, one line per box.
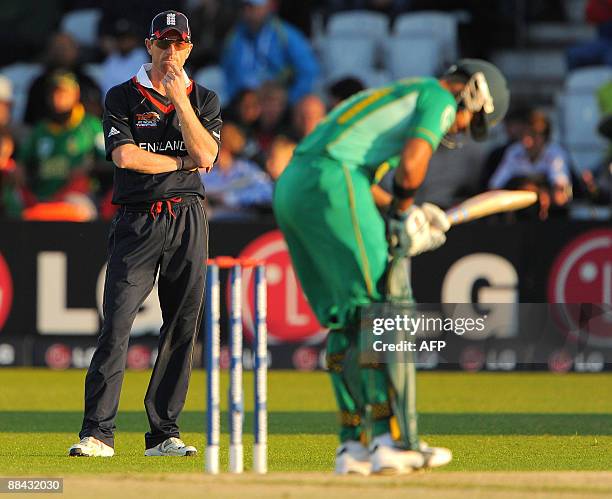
[445, 59, 510, 141]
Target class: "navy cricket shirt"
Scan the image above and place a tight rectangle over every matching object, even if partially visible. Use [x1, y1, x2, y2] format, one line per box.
[103, 63, 222, 204]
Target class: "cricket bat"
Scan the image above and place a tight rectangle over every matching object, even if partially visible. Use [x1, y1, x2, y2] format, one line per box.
[445, 190, 538, 226]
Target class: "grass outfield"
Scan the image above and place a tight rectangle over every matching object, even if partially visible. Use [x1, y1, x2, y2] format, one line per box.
[0, 369, 611, 476]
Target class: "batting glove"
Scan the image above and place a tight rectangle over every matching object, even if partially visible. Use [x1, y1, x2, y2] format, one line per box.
[387, 203, 449, 257]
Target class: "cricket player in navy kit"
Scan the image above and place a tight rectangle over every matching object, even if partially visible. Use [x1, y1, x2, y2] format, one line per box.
[69, 10, 221, 457]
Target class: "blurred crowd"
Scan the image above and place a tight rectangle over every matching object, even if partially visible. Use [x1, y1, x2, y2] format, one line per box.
[0, 0, 610, 222]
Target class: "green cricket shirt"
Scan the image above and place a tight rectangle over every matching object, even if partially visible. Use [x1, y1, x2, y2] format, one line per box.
[18, 104, 105, 200]
[294, 77, 457, 177]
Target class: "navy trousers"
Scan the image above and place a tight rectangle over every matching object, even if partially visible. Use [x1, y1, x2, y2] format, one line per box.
[80, 196, 207, 449]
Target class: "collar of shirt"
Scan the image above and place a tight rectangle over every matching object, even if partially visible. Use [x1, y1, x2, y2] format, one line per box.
[135, 63, 190, 90]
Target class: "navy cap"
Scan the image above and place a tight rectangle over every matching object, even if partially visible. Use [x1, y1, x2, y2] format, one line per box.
[149, 10, 191, 42]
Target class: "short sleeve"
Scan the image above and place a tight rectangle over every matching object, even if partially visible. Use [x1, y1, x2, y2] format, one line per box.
[198, 90, 223, 162]
[88, 116, 106, 160]
[373, 156, 400, 184]
[102, 85, 135, 161]
[405, 84, 457, 151]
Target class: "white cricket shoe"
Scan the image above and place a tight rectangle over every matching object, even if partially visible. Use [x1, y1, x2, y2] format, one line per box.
[335, 440, 371, 475]
[419, 441, 453, 468]
[68, 436, 114, 457]
[144, 437, 197, 457]
[369, 433, 425, 475]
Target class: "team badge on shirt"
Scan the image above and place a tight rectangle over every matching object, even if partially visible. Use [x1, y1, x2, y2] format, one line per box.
[135, 112, 161, 128]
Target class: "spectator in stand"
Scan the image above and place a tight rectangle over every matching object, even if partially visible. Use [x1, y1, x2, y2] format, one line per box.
[0, 76, 12, 129]
[479, 107, 530, 190]
[225, 89, 262, 132]
[255, 81, 291, 154]
[0, 75, 23, 147]
[290, 94, 326, 141]
[24, 33, 103, 124]
[488, 109, 572, 219]
[266, 135, 296, 180]
[100, 18, 148, 96]
[328, 76, 365, 108]
[0, 81, 26, 218]
[567, 0, 612, 70]
[580, 79, 612, 205]
[188, 0, 241, 67]
[18, 72, 105, 217]
[0, 128, 23, 218]
[224, 89, 263, 164]
[221, 0, 320, 104]
[202, 122, 273, 219]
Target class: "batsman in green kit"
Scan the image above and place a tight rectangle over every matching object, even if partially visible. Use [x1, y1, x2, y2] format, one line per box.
[273, 60, 509, 475]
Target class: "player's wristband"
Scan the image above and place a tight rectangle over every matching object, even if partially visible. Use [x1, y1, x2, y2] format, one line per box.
[388, 199, 415, 220]
[177, 156, 184, 171]
[392, 179, 417, 199]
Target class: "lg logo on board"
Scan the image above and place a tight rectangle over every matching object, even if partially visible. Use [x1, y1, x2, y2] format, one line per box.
[548, 229, 612, 346]
[238, 230, 326, 344]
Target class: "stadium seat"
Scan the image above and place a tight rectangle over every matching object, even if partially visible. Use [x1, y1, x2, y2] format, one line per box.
[393, 11, 458, 63]
[387, 37, 442, 79]
[323, 36, 378, 78]
[60, 9, 102, 48]
[492, 51, 567, 81]
[563, 93, 604, 145]
[193, 65, 227, 105]
[326, 10, 389, 42]
[1, 63, 42, 123]
[560, 67, 612, 171]
[565, 66, 612, 92]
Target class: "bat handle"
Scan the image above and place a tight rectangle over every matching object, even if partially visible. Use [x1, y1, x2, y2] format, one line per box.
[445, 207, 468, 226]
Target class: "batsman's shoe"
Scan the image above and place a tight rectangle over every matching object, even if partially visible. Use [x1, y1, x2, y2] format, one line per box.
[68, 436, 114, 457]
[369, 433, 425, 475]
[419, 441, 453, 468]
[144, 437, 197, 457]
[335, 440, 372, 475]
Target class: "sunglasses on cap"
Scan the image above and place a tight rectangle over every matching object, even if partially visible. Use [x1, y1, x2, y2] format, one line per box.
[153, 38, 191, 50]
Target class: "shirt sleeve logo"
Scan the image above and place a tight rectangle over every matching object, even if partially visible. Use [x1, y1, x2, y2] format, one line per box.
[135, 112, 161, 128]
[107, 127, 120, 138]
[440, 105, 456, 133]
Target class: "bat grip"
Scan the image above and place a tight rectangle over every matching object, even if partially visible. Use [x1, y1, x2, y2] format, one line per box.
[445, 207, 469, 226]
